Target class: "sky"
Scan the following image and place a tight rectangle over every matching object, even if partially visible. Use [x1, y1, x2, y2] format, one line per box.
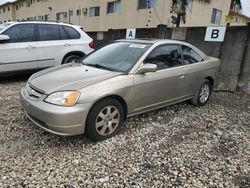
[0, 0, 249, 17]
[241, 0, 250, 17]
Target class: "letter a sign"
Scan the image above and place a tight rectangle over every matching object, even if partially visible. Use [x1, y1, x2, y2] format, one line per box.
[205, 27, 226, 42]
[126, 29, 136, 39]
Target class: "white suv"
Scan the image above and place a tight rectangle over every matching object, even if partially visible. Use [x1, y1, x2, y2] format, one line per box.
[0, 21, 94, 74]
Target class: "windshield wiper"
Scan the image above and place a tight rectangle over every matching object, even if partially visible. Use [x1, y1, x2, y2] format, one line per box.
[83, 63, 116, 72]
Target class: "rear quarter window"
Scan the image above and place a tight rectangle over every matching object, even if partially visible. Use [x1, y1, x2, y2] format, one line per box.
[63, 26, 81, 39]
[182, 45, 203, 65]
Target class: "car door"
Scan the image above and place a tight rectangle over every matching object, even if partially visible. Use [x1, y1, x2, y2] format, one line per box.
[36, 24, 65, 68]
[0, 24, 37, 73]
[36, 24, 82, 68]
[131, 44, 187, 113]
[181, 45, 206, 95]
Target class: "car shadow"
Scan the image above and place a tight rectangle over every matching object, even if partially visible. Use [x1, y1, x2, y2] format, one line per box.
[0, 73, 32, 83]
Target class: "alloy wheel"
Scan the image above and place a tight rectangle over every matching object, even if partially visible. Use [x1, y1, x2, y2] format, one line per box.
[199, 83, 210, 103]
[95, 106, 120, 136]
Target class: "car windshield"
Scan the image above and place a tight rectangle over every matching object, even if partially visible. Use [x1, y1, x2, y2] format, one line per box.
[0, 23, 13, 32]
[81, 42, 151, 73]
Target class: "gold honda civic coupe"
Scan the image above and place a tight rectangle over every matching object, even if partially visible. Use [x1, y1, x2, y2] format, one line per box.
[20, 39, 220, 141]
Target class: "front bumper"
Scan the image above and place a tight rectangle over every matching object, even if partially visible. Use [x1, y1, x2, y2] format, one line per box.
[20, 87, 92, 136]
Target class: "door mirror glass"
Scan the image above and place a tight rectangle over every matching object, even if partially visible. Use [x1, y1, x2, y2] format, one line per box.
[136, 63, 157, 74]
[0, 35, 10, 43]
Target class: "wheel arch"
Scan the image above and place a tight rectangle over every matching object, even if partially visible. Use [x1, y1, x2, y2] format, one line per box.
[62, 51, 86, 64]
[204, 76, 214, 87]
[87, 95, 128, 122]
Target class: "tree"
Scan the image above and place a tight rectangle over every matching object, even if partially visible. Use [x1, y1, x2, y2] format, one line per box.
[171, 0, 242, 27]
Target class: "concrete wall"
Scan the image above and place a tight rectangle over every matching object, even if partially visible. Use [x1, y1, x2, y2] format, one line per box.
[88, 24, 250, 93]
[237, 24, 250, 92]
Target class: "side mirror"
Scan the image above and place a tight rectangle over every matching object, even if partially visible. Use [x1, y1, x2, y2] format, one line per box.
[0, 35, 10, 43]
[136, 63, 157, 74]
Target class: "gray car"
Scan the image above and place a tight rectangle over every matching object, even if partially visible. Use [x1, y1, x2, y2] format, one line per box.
[20, 39, 220, 141]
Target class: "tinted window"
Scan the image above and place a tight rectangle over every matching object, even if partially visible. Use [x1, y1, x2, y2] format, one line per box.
[107, 1, 121, 13]
[38, 24, 60, 41]
[182, 45, 203, 64]
[3, 24, 34, 43]
[145, 44, 182, 70]
[138, 0, 156, 9]
[59, 26, 68, 39]
[63, 26, 80, 39]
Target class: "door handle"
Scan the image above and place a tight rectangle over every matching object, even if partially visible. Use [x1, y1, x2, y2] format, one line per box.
[64, 43, 71, 47]
[26, 45, 35, 50]
[179, 74, 185, 79]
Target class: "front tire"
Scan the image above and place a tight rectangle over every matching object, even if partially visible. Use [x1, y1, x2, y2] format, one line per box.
[85, 98, 124, 142]
[62, 55, 81, 64]
[191, 79, 212, 107]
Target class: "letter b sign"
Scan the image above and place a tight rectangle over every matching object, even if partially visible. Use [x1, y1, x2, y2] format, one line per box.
[205, 27, 226, 42]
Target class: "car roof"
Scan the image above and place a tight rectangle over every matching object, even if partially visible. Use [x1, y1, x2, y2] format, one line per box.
[117, 38, 192, 45]
[117, 38, 207, 58]
[11, 21, 80, 27]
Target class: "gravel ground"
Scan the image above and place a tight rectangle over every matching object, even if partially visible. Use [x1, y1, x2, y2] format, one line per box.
[0, 75, 249, 188]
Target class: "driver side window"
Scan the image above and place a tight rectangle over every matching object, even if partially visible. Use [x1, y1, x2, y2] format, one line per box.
[144, 44, 182, 71]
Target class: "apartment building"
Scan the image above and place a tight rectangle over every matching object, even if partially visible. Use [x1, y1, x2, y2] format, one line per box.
[0, 1, 16, 23]
[0, 0, 247, 31]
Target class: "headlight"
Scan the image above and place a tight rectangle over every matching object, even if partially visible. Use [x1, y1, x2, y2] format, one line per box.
[45, 91, 81, 107]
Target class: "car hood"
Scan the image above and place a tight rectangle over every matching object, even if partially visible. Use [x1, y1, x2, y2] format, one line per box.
[28, 63, 122, 94]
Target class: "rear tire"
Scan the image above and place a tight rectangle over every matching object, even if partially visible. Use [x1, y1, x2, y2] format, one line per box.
[85, 98, 124, 142]
[191, 79, 212, 107]
[62, 55, 81, 64]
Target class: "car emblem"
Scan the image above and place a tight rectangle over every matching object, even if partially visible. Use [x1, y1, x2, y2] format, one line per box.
[27, 86, 42, 98]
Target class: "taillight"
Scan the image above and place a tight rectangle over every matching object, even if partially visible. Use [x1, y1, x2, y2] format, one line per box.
[89, 41, 94, 49]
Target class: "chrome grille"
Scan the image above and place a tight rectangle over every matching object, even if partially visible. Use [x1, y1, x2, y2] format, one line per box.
[26, 85, 43, 99]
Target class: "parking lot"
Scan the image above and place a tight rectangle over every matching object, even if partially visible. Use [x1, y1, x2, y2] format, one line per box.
[0, 75, 249, 187]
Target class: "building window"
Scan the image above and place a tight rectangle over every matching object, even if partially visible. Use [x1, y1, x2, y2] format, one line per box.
[138, 0, 156, 9]
[89, 6, 100, 17]
[44, 15, 49, 21]
[3, 7, 5, 13]
[211, 8, 222, 24]
[7, 6, 10, 11]
[107, 0, 121, 14]
[56, 12, 65, 21]
[69, 10, 73, 17]
[16, 5, 19, 10]
[38, 16, 43, 20]
[77, 9, 81, 16]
